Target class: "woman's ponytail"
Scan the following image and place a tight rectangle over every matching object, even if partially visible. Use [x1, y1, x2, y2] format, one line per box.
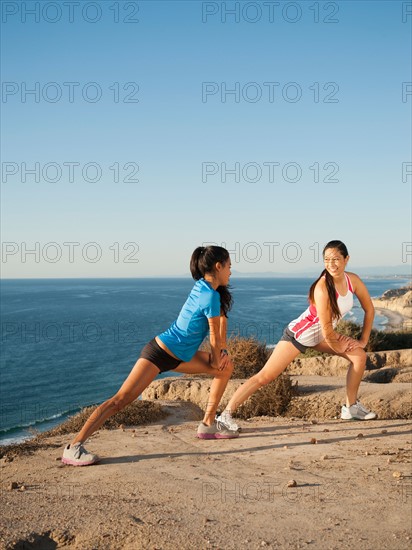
[217, 285, 232, 318]
[190, 247, 205, 281]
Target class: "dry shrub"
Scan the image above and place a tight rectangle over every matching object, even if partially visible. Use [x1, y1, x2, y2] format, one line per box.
[235, 374, 294, 420]
[0, 400, 167, 460]
[227, 336, 270, 378]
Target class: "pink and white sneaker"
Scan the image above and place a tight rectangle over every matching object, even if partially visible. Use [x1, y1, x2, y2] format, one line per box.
[62, 442, 99, 466]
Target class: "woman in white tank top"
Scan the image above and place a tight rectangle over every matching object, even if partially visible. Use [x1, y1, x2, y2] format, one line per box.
[217, 240, 377, 429]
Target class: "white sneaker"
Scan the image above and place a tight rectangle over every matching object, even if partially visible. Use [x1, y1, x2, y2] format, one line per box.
[216, 411, 241, 432]
[341, 401, 377, 421]
[62, 442, 99, 466]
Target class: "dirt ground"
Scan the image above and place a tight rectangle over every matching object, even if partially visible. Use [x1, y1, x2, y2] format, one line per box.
[1, 397, 411, 550]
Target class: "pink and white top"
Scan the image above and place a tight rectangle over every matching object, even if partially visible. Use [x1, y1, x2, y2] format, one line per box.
[288, 273, 354, 347]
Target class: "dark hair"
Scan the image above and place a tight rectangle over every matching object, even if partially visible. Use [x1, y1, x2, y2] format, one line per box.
[308, 240, 349, 321]
[190, 246, 233, 317]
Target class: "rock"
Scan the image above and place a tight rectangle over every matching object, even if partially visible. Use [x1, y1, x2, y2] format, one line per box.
[287, 479, 297, 487]
[9, 481, 18, 490]
[310, 438, 317, 444]
[357, 433, 364, 438]
[19, 485, 27, 491]
[119, 424, 125, 430]
[321, 454, 328, 460]
[393, 471, 403, 478]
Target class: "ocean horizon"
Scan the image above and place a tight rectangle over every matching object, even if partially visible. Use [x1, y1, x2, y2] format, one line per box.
[1, 276, 409, 445]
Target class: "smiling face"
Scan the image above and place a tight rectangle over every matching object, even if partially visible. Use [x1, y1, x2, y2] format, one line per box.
[216, 258, 232, 287]
[323, 247, 349, 278]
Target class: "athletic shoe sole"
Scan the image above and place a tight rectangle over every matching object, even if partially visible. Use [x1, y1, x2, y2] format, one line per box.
[61, 457, 99, 466]
[341, 415, 377, 421]
[196, 433, 239, 440]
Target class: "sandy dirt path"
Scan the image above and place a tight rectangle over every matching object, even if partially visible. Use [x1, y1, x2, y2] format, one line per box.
[1, 401, 411, 550]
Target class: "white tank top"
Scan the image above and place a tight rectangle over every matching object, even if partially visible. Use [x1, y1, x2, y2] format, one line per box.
[288, 273, 354, 347]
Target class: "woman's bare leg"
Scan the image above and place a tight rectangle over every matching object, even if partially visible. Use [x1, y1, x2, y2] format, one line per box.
[312, 341, 367, 407]
[174, 351, 233, 425]
[223, 342, 301, 414]
[71, 359, 160, 445]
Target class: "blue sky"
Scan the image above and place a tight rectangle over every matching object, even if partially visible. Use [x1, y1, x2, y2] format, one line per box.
[1, 0, 411, 277]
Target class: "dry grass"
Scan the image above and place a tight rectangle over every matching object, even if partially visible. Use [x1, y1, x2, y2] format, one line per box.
[235, 374, 295, 420]
[227, 336, 270, 377]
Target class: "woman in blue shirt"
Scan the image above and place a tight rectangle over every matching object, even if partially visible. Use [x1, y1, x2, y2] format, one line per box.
[62, 246, 238, 466]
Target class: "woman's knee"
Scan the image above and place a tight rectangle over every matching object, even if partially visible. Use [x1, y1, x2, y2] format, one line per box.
[214, 364, 233, 381]
[253, 371, 274, 387]
[353, 348, 367, 364]
[109, 392, 135, 412]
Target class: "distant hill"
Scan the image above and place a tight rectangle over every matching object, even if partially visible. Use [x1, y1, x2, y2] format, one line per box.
[230, 266, 412, 278]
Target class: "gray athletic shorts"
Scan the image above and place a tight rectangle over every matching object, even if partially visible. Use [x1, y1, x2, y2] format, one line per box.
[280, 327, 309, 353]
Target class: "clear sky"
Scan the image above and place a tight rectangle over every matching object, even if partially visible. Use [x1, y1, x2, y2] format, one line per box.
[1, 0, 411, 277]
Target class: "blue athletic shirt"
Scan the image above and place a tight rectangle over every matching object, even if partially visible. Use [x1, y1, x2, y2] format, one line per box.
[158, 279, 221, 362]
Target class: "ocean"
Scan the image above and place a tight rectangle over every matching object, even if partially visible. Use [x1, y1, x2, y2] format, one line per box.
[0, 276, 408, 445]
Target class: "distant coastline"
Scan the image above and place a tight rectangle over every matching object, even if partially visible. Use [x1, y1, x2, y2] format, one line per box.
[371, 284, 412, 331]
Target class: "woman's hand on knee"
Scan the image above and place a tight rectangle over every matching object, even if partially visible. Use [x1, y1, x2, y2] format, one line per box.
[345, 338, 366, 352]
[217, 351, 233, 372]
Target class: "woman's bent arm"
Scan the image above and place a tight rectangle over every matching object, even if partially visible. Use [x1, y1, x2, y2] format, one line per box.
[349, 273, 375, 349]
[208, 316, 222, 369]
